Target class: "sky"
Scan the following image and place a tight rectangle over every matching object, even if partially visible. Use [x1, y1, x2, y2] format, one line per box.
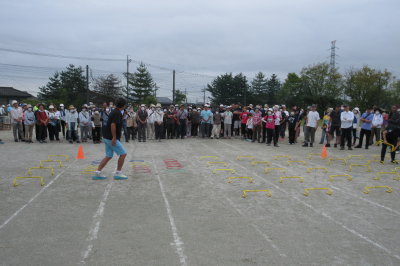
[0, 0, 399, 103]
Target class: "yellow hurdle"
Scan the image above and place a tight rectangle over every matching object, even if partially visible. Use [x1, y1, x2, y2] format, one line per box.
[374, 172, 400, 181]
[39, 160, 62, 168]
[251, 161, 270, 166]
[366, 160, 383, 165]
[207, 162, 226, 167]
[307, 153, 324, 160]
[201, 156, 217, 161]
[346, 155, 363, 160]
[326, 158, 347, 165]
[275, 155, 291, 160]
[347, 164, 371, 172]
[48, 155, 68, 162]
[228, 177, 252, 183]
[213, 169, 235, 174]
[374, 155, 390, 160]
[376, 140, 395, 152]
[391, 167, 400, 172]
[264, 168, 285, 174]
[329, 175, 352, 181]
[28, 166, 54, 176]
[238, 156, 254, 161]
[306, 167, 328, 173]
[363, 186, 392, 194]
[287, 161, 305, 166]
[303, 188, 332, 196]
[242, 190, 271, 198]
[14, 176, 44, 187]
[279, 176, 303, 183]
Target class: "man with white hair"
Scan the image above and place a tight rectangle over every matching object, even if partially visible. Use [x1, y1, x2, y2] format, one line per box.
[201, 104, 212, 138]
[10, 100, 25, 142]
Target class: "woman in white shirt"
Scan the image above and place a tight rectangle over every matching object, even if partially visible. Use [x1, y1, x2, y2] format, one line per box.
[370, 108, 383, 146]
[79, 105, 90, 142]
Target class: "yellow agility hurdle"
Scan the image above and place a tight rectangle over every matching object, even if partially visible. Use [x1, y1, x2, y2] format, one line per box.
[275, 155, 291, 160]
[279, 176, 303, 183]
[303, 188, 332, 196]
[39, 160, 62, 168]
[363, 186, 392, 194]
[346, 155, 363, 160]
[287, 161, 305, 166]
[307, 153, 324, 160]
[264, 168, 285, 174]
[238, 156, 254, 161]
[213, 169, 235, 174]
[374, 155, 390, 160]
[366, 160, 383, 165]
[376, 140, 395, 152]
[207, 162, 226, 167]
[201, 156, 217, 161]
[306, 167, 328, 173]
[329, 175, 352, 181]
[14, 176, 44, 187]
[347, 164, 371, 172]
[28, 166, 54, 176]
[392, 167, 400, 172]
[242, 190, 271, 198]
[48, 155, 68, 162]
[374, 172, 400, 181]
[228, 177, 252, 183]
[251, 161, 270, 166]
[326, 158, 347, 165]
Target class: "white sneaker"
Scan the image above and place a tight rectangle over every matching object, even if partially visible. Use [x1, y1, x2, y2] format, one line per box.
[92, 172, 107, 180]
[114, 172, 128, 180]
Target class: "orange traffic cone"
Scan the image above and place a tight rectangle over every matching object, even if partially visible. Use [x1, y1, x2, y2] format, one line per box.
[321, 145, 328, 159]
[76, 145, 85, 159]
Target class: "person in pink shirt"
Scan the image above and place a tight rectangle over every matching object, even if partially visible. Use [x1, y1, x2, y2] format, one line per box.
[262, 108, 279, 147]
[251, 106, 262, 143]
[239, 106, 249, 140]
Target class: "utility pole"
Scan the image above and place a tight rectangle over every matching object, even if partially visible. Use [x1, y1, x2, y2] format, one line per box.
[377, 77, 381, 106]
[330, 40, 336, 68]
[185, 88, 187, 105]
[173, 70, 175, 104]
[86, 65, 89, 104]
[244, 75, 247, 106]
[202, 86, 206, 104]
[154, 83, 159, 98]
[127, 55, 132, 101]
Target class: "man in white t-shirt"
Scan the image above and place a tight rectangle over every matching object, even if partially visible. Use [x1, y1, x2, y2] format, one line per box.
[340, 104, 354, 150]
[302, 104, 320, 147]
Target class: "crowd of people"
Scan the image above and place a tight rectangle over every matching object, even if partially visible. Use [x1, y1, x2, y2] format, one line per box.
[1, 99, 399, 164]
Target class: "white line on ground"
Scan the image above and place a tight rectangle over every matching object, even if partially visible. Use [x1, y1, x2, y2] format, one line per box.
[150, 153, 187, 266]
[80, 167, 115, 265]
[0, 160, 77, 230]
[198, 139, 400, 261]
[175, 143, 286, 257]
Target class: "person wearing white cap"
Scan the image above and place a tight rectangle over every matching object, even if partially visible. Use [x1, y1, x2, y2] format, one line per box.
[23, 104, 35, 143]
[147, 104, 155, 140]
[137, 104, 148, 142]
[154, 103, 164, 142]
[200, 105, 212, 138]
[10, 100, 25, 142]
[47, 105, 61, 142]
[79, 105, 90, 142]
[59, 104, 67, 138]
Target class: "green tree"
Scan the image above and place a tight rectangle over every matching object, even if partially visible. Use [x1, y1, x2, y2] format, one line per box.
[124, 62, 154, 103]
[250, 72, 268, 104]
[277, 73, 303, 108]
[343, 65, 395, 110]
[142, 95, 158, 107]
[38, 72, 62, 101]
[266, 74, 281, 106]
[92, 74, 123, 100]
[174, 90, 186, 105]
[300, 62, 343, 112]
[207, 73, 249, 105]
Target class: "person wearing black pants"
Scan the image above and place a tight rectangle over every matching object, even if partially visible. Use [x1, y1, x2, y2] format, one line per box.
[274, 125, 280, 141]
[355, 106, 374, 149]
[340, 104, 354, 150]
[266, 128, 277, 146]
[381, 126, 400, 164]
[166, 106, 175, 139]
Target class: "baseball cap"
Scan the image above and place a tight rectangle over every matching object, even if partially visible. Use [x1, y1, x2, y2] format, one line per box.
[311, 104, 317, 107]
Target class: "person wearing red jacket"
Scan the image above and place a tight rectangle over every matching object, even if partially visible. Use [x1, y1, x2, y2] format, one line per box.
[262, 108, 279, 147]
[36, 104, 49, 143]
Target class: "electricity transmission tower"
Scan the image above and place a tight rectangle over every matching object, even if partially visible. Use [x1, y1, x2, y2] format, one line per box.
[330, 40, 337, 68]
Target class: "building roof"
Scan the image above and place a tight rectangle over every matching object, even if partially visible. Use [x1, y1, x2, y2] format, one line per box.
[157, 97, 173, 104]
[0, 87, 33, 97]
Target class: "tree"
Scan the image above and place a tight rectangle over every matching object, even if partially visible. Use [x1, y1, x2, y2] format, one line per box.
[277, 73, 303, 108]
[92, 74, 123, 100]
[300, 62, 343, 112]
[343, 65, 395, 110]
[250, 72, 268, 104]
[142, 95, 158, 107]
[174, 90, 186, 105]
[124, 62, 154, 103]
[266, 74, 281, 106]
[38, 65, 87, 107]
[207, 72, 250, 105]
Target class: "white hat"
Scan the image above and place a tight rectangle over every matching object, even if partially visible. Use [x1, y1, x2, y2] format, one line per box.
[49, 105, 54, 109]
[156, 103, 161, 108]
[141, 104, 145, 107]
[12, 100, 18, 105]
[220, 104, 223, 107]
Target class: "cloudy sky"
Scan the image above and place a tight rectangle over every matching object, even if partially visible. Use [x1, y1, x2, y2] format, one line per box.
[0, 0, 398, 103]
